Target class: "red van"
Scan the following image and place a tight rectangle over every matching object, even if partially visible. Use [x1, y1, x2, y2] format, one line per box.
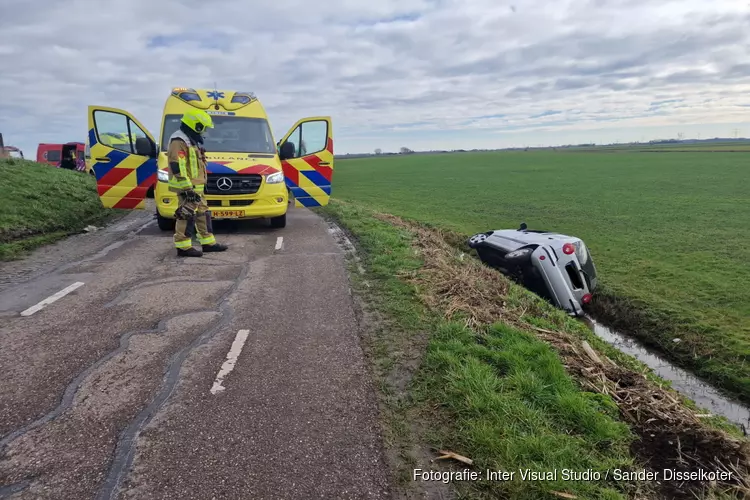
[37, 142, 85, 169]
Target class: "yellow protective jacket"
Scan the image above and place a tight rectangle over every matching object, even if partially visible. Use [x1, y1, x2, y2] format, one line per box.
[167, 129, 207, 194]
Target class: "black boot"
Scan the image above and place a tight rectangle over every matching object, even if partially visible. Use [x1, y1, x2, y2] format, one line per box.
[177, 247, 203, 257]
[202, 243, 228, 252]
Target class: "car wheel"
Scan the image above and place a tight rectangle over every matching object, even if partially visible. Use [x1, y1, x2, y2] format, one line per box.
[156, 212, 175, 231]
[468, 233, 488, 248]
[270, 213, 286, 229]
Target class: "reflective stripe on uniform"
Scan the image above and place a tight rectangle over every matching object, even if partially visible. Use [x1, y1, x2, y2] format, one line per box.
[193, 183, 205, 194]
[175, 239, 193, 249]
[189, 147, 198, 178]
[169, 130, 200, 184]
[169, 177, 192, 190]
[177, 150, 188, 178]
[198, 234, 216, 245]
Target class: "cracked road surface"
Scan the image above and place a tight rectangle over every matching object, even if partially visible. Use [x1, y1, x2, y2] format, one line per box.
[0, 206, 391, 500]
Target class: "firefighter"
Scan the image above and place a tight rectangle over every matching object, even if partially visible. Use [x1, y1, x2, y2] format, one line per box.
[168, 109, 228, 257]
[60, 148, 77, 170]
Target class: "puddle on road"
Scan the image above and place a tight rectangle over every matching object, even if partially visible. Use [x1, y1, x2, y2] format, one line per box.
[583, 316, 750, 430]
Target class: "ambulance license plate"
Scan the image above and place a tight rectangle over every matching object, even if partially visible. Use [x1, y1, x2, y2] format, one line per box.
[212, 210, 244, 218]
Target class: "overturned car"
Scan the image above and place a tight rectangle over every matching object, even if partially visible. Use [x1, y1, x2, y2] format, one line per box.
[467, 223, 598, 316]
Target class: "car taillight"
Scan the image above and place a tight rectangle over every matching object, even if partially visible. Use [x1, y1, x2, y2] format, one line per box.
[581, 293, 592, 304]
[562, 243, 575, 255]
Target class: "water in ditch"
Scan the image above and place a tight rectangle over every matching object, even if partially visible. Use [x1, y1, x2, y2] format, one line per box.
[583, 316, 750, 431]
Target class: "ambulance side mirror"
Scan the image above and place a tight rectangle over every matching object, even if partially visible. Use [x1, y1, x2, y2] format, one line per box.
[279, 141, 295, 160]
[135, 137, 157, 158]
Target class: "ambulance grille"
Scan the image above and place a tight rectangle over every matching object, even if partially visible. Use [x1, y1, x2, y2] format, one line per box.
[206, 174, 262, 195]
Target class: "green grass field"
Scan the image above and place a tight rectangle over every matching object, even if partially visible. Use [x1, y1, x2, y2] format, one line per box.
[330, 150, 750, 402]
[0, 158, 124, 260]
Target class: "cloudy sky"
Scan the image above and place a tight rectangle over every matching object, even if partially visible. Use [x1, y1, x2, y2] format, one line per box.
[1, 0, 749, 156]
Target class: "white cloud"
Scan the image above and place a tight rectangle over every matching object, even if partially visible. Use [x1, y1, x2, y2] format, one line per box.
[1, 0, 749, 156]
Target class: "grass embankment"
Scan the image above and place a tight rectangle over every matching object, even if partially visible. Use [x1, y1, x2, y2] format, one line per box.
[331, 150, 750, 404]
[320, 200, 750, 500]
[0, 159, 124, 261]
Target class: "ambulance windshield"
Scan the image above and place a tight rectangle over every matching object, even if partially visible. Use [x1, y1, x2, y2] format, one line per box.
[161, 114, 276, 154]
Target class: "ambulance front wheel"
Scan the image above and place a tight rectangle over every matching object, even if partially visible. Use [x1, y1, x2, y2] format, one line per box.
[156, 212, 176, 231]
[270, 213, 286, 229]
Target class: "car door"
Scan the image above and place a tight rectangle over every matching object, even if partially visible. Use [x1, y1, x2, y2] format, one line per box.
[277, 116, 334, 207]
[87, 105, 158, 209]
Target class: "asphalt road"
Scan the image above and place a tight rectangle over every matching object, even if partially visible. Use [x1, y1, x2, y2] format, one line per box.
[0, 205, 391, 499]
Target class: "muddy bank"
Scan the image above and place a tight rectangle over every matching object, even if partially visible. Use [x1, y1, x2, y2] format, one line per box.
[584, 317, 750, 432]
[587, 288, 750, 406]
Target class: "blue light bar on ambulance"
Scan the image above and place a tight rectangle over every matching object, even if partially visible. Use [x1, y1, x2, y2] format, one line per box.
[231, 92, 256, 104]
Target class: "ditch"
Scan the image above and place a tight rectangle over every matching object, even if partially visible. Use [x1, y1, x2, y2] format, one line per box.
[583, 315, 750, 431]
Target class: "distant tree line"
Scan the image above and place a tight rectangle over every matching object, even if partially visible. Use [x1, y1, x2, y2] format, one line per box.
[373, 147, 414, 155]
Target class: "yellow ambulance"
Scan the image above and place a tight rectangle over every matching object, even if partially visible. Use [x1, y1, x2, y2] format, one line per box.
[86, 87, 334, 229]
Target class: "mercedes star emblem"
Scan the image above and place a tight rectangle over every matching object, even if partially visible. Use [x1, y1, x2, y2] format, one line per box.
[216, 177, 233, 191]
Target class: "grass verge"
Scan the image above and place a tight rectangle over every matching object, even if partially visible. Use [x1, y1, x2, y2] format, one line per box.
[319, 199, 750, 500]
[0, 159, 125, 261]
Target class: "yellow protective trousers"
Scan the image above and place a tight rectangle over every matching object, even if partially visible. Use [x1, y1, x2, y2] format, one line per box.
[173, 192, 216, 249]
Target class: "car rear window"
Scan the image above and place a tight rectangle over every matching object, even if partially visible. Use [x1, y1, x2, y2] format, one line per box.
[565, 262, 585, 289]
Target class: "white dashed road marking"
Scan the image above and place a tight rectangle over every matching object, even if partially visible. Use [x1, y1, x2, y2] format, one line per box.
[210, 329, 251, 394]
[275, 236, 284, 250]
[20, 282, 85, 316]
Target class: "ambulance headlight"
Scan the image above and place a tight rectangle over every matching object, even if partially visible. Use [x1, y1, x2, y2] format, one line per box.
[265, 172, 284, 184]
[157, 169, 169, 182]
